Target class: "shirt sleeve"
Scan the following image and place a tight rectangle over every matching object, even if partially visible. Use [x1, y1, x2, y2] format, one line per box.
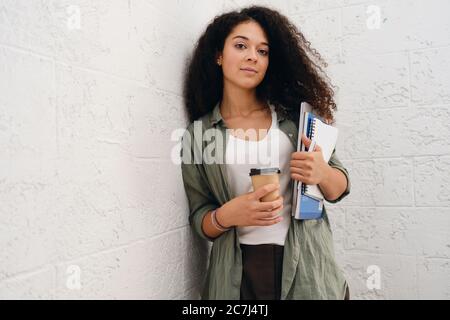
[325, 148, 351, 203]
[180, 123, 218, 242]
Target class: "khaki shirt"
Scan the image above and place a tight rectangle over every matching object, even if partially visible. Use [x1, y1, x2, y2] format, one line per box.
[180, 102, 351, 300]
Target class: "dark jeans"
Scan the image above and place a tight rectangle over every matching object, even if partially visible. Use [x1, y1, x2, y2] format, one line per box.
[240, 243, 284, 300]
[240, 243, 351, 300]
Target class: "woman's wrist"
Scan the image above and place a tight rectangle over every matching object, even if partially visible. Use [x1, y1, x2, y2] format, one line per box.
[319, 163, 333, 185]
[215, 206, 232, 229]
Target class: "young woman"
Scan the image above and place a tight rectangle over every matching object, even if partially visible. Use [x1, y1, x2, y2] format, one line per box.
[181, 6, 351, 300]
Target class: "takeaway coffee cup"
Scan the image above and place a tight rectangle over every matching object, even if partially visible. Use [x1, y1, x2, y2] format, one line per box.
[249, 167, 281, 202]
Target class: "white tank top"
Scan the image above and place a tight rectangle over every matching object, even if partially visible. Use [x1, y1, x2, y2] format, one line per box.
[224, 104, 294, 246]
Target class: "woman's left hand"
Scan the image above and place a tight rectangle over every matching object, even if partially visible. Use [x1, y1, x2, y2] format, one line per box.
[290, 134, 330, 185]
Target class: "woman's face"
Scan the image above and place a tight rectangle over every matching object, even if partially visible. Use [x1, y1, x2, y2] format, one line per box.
[217, 20, 270, 91]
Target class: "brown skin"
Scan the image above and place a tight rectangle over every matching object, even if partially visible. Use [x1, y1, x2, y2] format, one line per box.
[216, 20, 270, 119]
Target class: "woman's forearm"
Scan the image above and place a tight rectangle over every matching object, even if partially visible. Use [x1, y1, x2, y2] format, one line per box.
[318, 165, 348, 202]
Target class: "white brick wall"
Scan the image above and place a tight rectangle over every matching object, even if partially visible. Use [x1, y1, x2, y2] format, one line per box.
[0, 0, 448, 299]
[288, 0, 450, 299]
[0, 0, 219, 299]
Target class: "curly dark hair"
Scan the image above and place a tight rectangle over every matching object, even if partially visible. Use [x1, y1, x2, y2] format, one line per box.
[182, 5, 337, 125]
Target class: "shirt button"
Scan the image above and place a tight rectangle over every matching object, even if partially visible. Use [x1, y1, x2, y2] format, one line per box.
[288, 133, 293, 137]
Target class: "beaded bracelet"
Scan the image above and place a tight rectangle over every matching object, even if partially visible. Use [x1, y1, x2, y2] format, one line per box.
[211, 209, 231, 232]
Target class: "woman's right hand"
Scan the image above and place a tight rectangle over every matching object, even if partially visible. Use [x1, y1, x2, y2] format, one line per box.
[216, 183, 284, 228]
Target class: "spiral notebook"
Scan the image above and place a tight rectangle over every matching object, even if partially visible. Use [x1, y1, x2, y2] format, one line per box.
[302, 112, 339, 200]
[291, 102, 339, 220]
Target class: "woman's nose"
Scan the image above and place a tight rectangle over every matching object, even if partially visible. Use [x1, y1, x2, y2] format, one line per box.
[246, 48, 258, 61]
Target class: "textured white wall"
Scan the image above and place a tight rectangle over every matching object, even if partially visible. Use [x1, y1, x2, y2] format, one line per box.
[0, 0, 449, 299]
[287, 0, 450, 299]
[0, 0, 231, 299]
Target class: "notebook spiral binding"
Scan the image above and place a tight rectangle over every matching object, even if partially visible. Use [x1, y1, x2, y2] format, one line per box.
[301, 117, 317, 194]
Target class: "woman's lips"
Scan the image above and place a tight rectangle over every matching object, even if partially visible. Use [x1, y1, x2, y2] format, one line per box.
[240, 68, 257, 74]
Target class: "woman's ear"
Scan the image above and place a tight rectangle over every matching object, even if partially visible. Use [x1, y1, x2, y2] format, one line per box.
[215, 52, 222, 66]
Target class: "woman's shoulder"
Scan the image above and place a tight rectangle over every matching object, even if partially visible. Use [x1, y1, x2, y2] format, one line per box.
[185, 103, 221, 132]
[185, 113, 213, 132]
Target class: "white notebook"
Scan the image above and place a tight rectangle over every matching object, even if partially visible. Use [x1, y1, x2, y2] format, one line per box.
[303, 114, 338, 200]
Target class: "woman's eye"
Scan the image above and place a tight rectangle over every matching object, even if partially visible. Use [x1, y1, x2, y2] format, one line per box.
[234, 43, 268, 56]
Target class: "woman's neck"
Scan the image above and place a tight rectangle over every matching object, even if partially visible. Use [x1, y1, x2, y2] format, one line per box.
[220, 85, 266, 118]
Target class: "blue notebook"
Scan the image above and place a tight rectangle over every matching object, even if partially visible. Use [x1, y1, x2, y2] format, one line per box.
[297, 193, 324, 219]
